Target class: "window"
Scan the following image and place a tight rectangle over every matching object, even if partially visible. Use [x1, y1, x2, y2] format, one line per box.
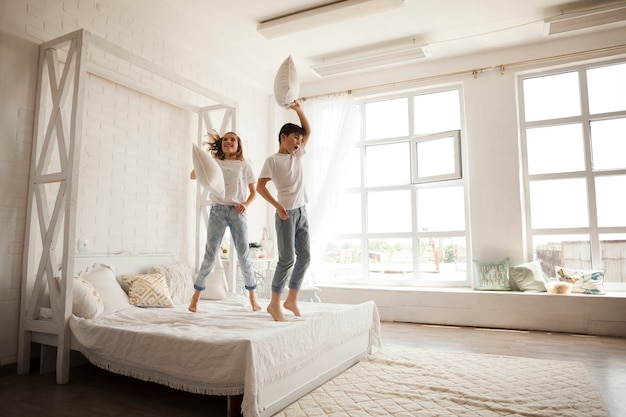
[519, 60, 626, 288]
[321, 87, 470, 286]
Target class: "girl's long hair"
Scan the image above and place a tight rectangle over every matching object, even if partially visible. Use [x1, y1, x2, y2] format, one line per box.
[202, 130, 245, 161]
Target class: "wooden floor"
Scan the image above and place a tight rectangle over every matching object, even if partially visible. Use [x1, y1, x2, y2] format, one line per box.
[1, 321, 625, 416]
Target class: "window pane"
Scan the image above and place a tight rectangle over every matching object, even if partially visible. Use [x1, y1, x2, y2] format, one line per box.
[588, 63, 626, 114]
[529, 179, 588, 228]
[523, 72, 581, 122]
[329, 192, 362, 234]
[323, 239, 363, 283]
[417, 187, 465, 232]
[366, 142, 410, 187]
[417, 135, 457, 178]
[526, 124, 585, 174]
[599, 234, 626, 284]
[590, 118, 626, 170]
[365, 98, 408, 140]
[413, 90, 461, 135]
[418, 237, 467, 281]
[368, 238, 412, 280]
[595, 175, 626, 227]
[368, 190, 411, 233]
[533, 234, 591, 277]
[343, 147, 362, 188]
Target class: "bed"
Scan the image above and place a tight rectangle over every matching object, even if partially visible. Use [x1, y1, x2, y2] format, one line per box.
[30, 255, 381, 417]
[16, 28, 381, 417]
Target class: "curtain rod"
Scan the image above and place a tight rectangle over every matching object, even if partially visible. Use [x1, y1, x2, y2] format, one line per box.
[301, 43, 626, 101]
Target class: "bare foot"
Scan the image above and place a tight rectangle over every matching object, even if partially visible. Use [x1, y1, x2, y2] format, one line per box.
[249, 291, 262, 311]
[283, 300, 301, 316]
[267, 303, 286, 322]
[188, 291, 200, 313]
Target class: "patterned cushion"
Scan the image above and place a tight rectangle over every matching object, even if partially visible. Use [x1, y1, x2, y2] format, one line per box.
[122, 273, 174, 307]
[555, 266, 605, 294]
[150, 262, 195, 304]
[473, 258, 510, 291]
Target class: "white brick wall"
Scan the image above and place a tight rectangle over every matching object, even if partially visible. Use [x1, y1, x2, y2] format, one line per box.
[0, 0, 270, 366]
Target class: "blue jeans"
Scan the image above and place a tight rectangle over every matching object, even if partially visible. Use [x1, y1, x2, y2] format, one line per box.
[194, 205, 256, 291]
[272, 206, 310, 293]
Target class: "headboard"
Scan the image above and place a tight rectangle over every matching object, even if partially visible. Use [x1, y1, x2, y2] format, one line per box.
[74, 254, 177, 277]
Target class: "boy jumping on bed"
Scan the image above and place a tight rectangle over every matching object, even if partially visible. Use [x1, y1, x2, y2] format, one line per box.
[256, 100, 311, 322]
[188, 131, 261, 313]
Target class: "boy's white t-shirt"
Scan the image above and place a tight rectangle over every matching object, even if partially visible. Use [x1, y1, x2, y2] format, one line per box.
[209, 159, 256, 206]
[259, 148, 307, 211]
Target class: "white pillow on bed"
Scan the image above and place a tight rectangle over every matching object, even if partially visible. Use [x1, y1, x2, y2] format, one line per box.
[79, 263, 132, 315]
[122, 273, 175, 307]
[199, 267, 228, 300]
[150, 262, 195, 304]
[273, 55, 299, 107]
[56, 276, 104, 319]
[192, 144, 225, 198]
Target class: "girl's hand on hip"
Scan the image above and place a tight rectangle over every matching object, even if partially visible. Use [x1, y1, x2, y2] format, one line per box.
[236, 203, 247, 214]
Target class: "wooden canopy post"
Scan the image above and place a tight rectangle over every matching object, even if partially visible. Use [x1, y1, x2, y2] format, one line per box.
[17, 29, 87, 384]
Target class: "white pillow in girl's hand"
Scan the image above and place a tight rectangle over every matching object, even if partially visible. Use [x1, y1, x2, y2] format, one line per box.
[192, 144, 225, 198]
[273, 55, 299, 107]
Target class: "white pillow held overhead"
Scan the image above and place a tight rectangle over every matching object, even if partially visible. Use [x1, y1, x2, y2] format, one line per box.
[192, 143, 225, 198]
[273, 55, 299, 107]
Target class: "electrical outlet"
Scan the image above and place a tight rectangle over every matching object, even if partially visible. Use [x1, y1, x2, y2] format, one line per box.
[77, 239, 89, 252]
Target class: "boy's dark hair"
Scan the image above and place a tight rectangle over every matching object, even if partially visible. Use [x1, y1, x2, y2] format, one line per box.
[278, 123, 305, 144]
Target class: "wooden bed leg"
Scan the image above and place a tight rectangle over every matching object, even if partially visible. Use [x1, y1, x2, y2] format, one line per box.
[226, 394, 243, 417]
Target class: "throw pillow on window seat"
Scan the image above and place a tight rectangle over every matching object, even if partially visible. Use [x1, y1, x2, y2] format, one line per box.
[555, 266, 605, 294]
[509, 260, 550, 292]
[472, 258, 511, 291]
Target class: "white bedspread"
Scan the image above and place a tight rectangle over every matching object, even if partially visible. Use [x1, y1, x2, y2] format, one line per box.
[69, 294, 381, 417]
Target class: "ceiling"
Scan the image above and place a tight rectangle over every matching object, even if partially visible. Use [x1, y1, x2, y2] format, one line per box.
[99, 0, 625, 92]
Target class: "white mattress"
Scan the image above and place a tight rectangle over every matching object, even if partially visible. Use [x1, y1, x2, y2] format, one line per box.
[69, 294, 381, 417]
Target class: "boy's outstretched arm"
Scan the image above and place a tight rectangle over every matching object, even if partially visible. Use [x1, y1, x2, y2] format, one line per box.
[289, 101, 311, 147]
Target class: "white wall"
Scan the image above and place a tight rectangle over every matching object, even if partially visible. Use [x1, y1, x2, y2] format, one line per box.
[0, 0, 270, 367]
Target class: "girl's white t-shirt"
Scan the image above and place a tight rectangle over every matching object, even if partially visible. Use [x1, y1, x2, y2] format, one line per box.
[259, 148, 307, 210]
[209, 159, 256, 206]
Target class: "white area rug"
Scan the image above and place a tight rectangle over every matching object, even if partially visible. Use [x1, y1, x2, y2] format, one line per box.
[275, 344, 608, 417]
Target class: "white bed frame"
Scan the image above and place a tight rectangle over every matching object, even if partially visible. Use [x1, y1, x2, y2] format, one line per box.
[16, 29, 375, 417]
[17, 28, 237, 383]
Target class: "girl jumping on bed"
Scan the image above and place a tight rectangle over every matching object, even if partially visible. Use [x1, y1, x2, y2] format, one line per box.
[189, 131, 261, 313]
[256, 101, 311, 322]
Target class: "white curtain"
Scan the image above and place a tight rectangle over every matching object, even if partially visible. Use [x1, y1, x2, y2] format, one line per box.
[302, 94, 358, 284]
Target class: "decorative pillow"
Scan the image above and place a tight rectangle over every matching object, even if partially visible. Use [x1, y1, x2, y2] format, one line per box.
[509, 260, 549, 292]
[473, 258, 511, 291]
[199, 266, 228, 300]
[150, 262, 195, 304]
[56, 276, 104, 319]
[79, 263, 132, 314]
[192, 143, 225, 198]
[273, 55, 299, 107]
[122, 273, 174, 307]
[555, 266, 605, 294]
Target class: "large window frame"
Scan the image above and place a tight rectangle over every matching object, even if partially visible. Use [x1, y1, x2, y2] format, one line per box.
[320, 86, 471, 287]
[518, 58, 626, 290]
